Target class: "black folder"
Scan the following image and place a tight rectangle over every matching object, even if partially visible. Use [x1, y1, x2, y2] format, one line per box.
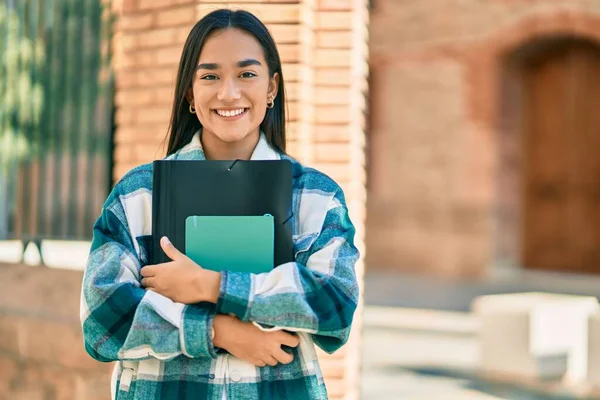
[151, 159, 294, 267]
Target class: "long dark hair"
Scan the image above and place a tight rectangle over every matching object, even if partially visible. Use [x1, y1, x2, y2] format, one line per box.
[164, 9, 286, 156]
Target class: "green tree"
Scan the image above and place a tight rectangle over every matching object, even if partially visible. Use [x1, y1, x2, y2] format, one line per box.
[0, 3, 45, 239]
[0, 3, 45, 175]
[0, 0, 114, 240]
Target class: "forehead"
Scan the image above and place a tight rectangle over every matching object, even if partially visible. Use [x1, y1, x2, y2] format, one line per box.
[198, 28, 266, 64]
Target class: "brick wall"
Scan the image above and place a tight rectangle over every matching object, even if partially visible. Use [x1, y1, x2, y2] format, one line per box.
[112, 1, 368, 399]
[366, 0, 600, 278]
[0, 264, 113, 400]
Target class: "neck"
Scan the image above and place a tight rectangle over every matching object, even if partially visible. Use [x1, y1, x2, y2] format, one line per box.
[201, 130, 260, 160]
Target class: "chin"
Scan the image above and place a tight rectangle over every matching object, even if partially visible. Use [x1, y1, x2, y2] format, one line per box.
[211, 127, 257, 144]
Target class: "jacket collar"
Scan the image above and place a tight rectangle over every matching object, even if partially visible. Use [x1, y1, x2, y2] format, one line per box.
[173, 130, 280, 161]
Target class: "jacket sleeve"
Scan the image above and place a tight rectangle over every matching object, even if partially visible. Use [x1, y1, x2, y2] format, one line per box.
[215, 188, 360, 354]
[80, 184, 217, 362]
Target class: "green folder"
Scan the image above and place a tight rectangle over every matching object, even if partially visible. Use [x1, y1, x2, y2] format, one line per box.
[185, 215, 274, 273]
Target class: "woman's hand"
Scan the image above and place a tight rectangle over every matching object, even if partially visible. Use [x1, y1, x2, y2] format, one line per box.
[213, 314, 300, 367]
[141, 236, 221, 304]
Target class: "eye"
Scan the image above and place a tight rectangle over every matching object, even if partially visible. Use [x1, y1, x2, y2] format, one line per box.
[240, 72, 257, 78]
[201, 74, 218, 81]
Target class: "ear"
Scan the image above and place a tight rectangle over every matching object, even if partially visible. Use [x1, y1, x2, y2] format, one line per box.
[268, 72, 280, 100]
[185, 87, 194, 105]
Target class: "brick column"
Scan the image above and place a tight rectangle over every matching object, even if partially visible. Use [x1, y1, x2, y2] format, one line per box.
[112, 1, 369, 399]
[313, 1, 369, 399]
[112, 0, 200, 179]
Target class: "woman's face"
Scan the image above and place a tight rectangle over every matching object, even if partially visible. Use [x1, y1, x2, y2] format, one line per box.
[188, 28, 279, 147]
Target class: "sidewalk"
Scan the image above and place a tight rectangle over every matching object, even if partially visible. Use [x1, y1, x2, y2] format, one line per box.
[361, 306, 600, 400]
[360, 266, 600, 400]
[361, 306, 481, 399]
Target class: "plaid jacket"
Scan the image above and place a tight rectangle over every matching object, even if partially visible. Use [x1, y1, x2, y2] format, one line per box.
[80, 133, 360, 400]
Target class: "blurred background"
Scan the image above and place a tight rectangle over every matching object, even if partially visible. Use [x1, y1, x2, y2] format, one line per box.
[1, 0, 599, 399]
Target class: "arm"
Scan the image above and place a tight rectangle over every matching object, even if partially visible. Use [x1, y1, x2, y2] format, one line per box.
[80, 186, 217, 362]
[215, 189, 360, 354]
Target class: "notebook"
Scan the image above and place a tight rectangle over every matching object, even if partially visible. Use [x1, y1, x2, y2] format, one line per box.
[151, 159, 293, 267]
[185, 215, 274, 273]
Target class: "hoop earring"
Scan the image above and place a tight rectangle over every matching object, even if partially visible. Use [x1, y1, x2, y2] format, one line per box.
[266, 97, 274, 109]
[189, 104, 196, 114]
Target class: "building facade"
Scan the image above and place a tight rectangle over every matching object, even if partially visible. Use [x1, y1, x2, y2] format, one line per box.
[367, 0, 600, 278]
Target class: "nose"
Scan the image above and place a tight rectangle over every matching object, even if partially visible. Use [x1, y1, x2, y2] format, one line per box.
[217, 77, 241, 102]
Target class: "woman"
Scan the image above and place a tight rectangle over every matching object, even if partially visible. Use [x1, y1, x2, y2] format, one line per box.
[81, 9, 359, 400]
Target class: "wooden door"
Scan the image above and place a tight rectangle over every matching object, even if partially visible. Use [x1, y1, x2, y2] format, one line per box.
[522, 41, 600, 273]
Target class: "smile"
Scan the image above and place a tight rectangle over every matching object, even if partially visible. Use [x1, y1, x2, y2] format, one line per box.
[213, 108, 249, 118]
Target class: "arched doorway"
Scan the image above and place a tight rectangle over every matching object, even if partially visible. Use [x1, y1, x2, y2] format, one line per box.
[499, 38, 600, 273]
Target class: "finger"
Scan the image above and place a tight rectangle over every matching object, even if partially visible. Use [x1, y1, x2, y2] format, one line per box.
[253, 359, 266, 368]
[278, 331, 300, 348]
[141, 265, 157, 277]
[142, 263, 176, 278]
[160, 237, 184, 261]
[273, 349, 294, 365]
[141, 277, 154, 288]
[263, 356, 278, 367]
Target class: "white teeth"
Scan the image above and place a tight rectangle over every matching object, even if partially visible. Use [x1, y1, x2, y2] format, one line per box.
[216, 109, 245, 117]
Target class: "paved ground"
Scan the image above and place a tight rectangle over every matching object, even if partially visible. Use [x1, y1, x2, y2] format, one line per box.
[360, 268, 600, 400]
[360, 307, 600, 400]
[361, 320, 480, 400]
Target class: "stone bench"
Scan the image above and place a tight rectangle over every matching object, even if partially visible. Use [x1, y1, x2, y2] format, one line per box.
[472, 292, 599, 384]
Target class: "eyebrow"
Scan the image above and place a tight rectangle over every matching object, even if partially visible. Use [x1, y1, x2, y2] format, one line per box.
[196, 59, 262, 70]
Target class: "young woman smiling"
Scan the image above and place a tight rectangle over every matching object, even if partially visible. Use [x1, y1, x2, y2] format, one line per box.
[81, 9, 359, 400]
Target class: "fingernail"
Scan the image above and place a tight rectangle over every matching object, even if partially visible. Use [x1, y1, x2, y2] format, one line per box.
[162, 236, 171, 246]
